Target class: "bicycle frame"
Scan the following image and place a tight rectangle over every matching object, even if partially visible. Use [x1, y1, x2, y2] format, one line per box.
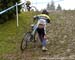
[31, 21, 40, 36]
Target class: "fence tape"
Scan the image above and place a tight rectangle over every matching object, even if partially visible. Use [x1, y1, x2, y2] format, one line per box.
[0, 2, 24, 15]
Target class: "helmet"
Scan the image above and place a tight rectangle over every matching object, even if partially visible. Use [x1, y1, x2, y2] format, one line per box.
[42, 9, 49, 15]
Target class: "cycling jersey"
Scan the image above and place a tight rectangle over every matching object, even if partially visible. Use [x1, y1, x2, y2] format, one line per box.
[34, 14, 50, 23]
[33, 14, 50, 35]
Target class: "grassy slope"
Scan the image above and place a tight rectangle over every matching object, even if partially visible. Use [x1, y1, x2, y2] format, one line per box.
[0, 10, 75, 60]
[0, 12, 37, 55]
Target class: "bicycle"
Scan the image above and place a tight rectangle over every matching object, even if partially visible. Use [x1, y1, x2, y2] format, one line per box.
[20, 23, 39, 51]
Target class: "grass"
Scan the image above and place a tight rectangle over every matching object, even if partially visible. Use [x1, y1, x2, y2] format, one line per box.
[0, 19, 16, 54]
[0, 11, 37, 55]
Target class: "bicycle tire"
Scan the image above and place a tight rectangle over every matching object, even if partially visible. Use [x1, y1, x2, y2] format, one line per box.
[32, 32, 39, 48]
[20, 32, 33, 51]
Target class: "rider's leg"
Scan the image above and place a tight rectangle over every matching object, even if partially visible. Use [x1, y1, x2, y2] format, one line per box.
[38, 35, 46, 46]
[36, 28, 48, 51]
[38, 34, 48, 51]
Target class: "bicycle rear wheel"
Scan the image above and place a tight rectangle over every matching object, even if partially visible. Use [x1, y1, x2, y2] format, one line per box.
[20, 32, 33, 51]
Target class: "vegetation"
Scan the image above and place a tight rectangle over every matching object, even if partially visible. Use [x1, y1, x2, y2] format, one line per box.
[0, 11, 36, 54]
[0, 0, 21, 24]
[57, 4, 62, 10]
[47, 0, 62, 11]
[47, 0, 55, 11]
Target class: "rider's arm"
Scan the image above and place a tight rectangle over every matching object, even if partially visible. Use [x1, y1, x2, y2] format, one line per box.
[44, 24, 46, 35]
[45, 15, 51, 23]
[33, 16, 39, 21]
[46, 19, 50, 23]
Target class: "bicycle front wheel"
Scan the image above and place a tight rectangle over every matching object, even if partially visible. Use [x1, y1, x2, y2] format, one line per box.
[20, 32, 32, 51]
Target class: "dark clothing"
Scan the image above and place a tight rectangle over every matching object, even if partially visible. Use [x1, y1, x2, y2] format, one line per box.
[36, 28, 45, 37]
[36, 28, 46, 46]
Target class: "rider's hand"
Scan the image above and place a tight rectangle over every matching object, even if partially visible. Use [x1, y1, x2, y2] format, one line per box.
[44, 35, 47, 39]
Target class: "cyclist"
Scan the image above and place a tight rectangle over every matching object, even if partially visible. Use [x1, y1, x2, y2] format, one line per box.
[26, 0, 31, 11]
[33, 9, 50, 51]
